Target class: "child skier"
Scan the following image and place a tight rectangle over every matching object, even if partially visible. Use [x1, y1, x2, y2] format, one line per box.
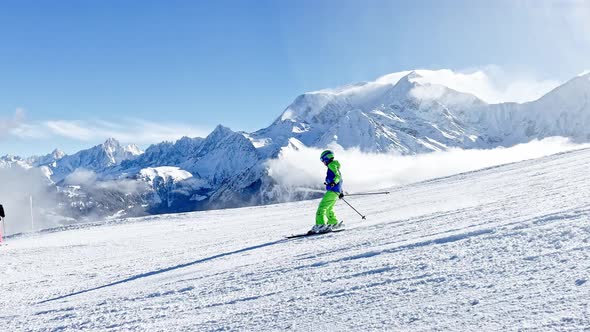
[311, 150, 344, 233]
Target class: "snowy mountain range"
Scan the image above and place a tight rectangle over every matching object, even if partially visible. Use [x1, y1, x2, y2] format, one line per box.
[2, 69, 590, 223]
[254, 70, 590, 154]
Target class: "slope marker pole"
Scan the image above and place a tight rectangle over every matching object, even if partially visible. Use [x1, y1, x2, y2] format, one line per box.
[30, 195, 34, 231]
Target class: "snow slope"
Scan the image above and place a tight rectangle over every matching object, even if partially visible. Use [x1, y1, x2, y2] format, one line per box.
[1, 148, 589, 331]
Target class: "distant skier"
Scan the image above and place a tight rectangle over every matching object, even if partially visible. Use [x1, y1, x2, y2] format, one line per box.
[0, 204, 5, 243]
[311, 150, 344, 233]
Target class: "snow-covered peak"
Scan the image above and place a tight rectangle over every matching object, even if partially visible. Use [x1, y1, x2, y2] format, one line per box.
[209, 124, 234, 138]
[376, 69, 478, 85]
[123, 144, 143, 156]
[99, 138, 142, 160]
[0, 149, 67, 169]
[51, 149, 66, 160]
[377, 69, 498, 104]
[102, 138, 121, 152]
[0, 154, 32, 169]
[290, 70, 482, 120]
[0, 154, 19, 162]
[310, 81, 374, 96]
[194, 125, 240, 151]
[310, 70, 423, 96]
[193, 124, 258, 159]
[121, 136, 204, 170]
[306, 72, 414, 101]
[374, 70, 415, 85]
[29, 148, 68, 167]
[532, 73, 590, 110]
[48, 138, 141, 183]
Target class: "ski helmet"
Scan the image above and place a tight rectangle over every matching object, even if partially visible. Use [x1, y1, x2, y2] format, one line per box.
[320, 150, 334, 163]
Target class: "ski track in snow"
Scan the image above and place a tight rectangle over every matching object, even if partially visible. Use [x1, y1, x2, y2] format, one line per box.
[1, 149, 590, 331]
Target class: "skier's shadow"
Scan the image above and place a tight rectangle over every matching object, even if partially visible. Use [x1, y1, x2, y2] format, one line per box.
[38, 238, 287, 305]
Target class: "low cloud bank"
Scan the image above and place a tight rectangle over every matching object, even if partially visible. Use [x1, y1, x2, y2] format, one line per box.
[0, 166, 61, 235]
[0, 167, 153, 235]
[65, 169, 149, 194]
[267, 137, 588, 195]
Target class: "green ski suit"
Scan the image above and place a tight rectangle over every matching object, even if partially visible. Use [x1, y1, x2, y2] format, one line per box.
[316, 160, 342, 225]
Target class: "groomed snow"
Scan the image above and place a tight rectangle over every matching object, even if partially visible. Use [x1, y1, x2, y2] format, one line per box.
[1, 148, 589, 331]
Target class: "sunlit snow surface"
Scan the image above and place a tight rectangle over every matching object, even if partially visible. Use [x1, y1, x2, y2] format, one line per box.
[1, 149, 589, 331]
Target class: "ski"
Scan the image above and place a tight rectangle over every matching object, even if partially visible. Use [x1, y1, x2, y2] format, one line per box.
[286, 228, 345, 239]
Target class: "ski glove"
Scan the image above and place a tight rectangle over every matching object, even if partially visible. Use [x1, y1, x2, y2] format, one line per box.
[339, 193, 344, 199]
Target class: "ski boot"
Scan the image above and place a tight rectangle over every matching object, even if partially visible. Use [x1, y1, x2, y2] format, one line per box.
[328, 221, 344, 230]
[309, 224, 331, 234]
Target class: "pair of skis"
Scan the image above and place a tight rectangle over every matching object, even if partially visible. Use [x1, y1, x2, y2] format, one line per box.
[286, 228, 345, 239]
[286, 222, 345, 239]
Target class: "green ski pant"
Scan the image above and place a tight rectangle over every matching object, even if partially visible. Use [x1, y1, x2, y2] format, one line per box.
[316, 191, 339, 225]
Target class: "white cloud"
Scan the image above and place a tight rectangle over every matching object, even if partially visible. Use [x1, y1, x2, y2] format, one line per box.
[64, 168, 98, 185]
[409, 84, 448, 101]
[267, 137, 589, 195]
[568, 0, 590, 43]
[96, 178, 150, 194]
[10, 122, 51, 139]
[5, 111, 211, 145]
[45, 120, 95, 141]
[64, 168, 149, 194]
[519, 1, 590, 77]
[42, 119, 210, 143]
[1, 108, 27, 137]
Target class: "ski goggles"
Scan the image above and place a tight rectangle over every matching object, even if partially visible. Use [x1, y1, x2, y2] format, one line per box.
[320, 152, 334, 163]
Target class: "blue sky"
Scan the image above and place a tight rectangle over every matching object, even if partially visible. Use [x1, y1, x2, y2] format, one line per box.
[1, 0, 589, 156]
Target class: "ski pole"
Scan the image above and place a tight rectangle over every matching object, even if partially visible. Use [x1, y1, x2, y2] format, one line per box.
[0, 218, 4, 243]
[344, 191, 390, 197]
[341, 197, 366, 220]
